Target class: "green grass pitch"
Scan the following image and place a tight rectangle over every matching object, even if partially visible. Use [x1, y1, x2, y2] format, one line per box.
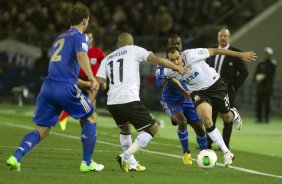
[0, 104, 281, 184]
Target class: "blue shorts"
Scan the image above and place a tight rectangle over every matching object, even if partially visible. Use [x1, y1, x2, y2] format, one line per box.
[160, 99, 200, 124]
[32, 80, 94, 127]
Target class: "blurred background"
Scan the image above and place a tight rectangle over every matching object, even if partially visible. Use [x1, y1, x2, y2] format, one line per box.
[0, 0, 281, 118]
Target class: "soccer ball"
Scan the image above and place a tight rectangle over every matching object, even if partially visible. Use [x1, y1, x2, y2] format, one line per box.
[197, 149, 217, 169]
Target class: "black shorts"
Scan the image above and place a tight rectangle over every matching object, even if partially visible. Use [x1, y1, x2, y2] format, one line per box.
[190, 78, 230, 113]
[107, 101, 155, 132]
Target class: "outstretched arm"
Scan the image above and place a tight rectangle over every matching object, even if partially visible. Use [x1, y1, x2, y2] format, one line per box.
[207, 48, 257, 63]
[147, 53, 187, 75]
[170, 78, 190, 100]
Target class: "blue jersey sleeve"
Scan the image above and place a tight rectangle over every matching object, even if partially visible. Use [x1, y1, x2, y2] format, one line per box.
[155, 65, 165, 88]
[74, 34, 88, 54]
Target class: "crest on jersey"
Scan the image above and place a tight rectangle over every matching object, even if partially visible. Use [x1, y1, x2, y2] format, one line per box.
[194, 95, 200, 102]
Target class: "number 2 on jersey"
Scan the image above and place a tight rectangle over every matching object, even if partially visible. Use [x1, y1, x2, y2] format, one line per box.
[51, 38, 65, 62]
[108, 59, 123, 84]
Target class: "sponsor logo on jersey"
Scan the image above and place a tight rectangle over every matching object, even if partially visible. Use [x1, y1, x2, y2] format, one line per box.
[194, 95, 200, 102]
[183, 71, 199, 82]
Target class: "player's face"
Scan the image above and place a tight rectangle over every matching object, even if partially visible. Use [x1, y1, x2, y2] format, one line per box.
[218, 29, 230, 47]
[82, 17, 90, 32]
[168, 51, 182, 66]
[168, 37, 182, 51]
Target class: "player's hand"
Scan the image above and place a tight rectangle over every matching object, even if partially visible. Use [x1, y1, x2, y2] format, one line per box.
[88, 76, 99, 92]
[240, 51, 257, 62]
[78, 80, 91, 91]
[184, 91, 190, 100]
[176, 66, 188, 76]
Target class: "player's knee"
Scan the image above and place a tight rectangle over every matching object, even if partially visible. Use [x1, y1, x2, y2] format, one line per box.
[221, 112, 233, 122]
[35, 126, 50, 140]
[120, 123, 131, 134]
[201, 117, 213, 128]
[148, 122, 158, 136]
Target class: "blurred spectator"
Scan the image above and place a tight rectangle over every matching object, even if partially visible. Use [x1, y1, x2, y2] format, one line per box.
[254, 47, 277, 123]
[154, 6, 173, 36]
[0, 0, 251, 49]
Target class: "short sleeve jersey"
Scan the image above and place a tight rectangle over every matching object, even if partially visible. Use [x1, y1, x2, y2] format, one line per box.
[96, 45, 151, 105]
[46, 28, 88, 84]
[164, 48, 219, 93]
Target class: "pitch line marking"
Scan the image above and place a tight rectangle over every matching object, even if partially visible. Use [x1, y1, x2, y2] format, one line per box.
[0, 121, 281, 179]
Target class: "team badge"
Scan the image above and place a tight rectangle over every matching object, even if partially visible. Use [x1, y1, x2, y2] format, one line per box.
[194, 95, 200, 102]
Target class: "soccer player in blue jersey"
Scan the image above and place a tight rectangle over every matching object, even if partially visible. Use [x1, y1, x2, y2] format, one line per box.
[155, 34, 207, 165]
[6, 3, 104, 172]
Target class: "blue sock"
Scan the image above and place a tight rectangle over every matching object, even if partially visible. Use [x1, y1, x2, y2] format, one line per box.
[196, 135, 207, 150]
[13, 130, 41, 162]
[81, 122, 96, 166]
[177, 128, 190, 153]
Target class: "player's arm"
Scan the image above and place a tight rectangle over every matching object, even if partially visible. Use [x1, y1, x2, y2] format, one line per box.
[207, 48, 257, 63]
[77, 52, 99, 92]
[147, 53, 187, 75]
[170, 78, 190, 99]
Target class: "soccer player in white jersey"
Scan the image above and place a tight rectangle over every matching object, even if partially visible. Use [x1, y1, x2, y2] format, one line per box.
[95, 32, 187, 172]
[164, 46, 256, 166]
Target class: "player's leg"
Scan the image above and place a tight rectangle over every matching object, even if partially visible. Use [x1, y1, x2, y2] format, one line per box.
[207, 109, 218, 149]
[119, 124, 146, 171]
[63, 84, 103, 172]
[161, 100, 192, 165]
[221, 91, 236, 149]
[7, 81, 56, 171]
[171, 111, 193, 165]
[109, 101, 156, 172]
[196, 102, 234, 166]
[183, 101, 207, 151]
[221, 109, 242, 130]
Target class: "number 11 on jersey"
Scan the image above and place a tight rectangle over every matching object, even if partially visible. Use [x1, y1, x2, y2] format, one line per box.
[108, 58, 123, 84]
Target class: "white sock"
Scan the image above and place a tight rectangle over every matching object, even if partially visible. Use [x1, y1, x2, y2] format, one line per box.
[120, 134, 137, 165]
[124, 131, 152, 160]
[207, 128, 230, 154]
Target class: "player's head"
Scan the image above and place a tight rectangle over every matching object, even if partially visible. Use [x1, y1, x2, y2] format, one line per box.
[167, 47, 182, 66]
[70, 2, 90, 32]
[217, 26, 231, 48]
[116, 32, 134, 48]
[168, 34, 182, 51]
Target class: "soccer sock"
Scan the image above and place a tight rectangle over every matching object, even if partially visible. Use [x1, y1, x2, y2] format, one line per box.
[206, 126, 230, 154]
[120, 133, 137, 165]
[59, 111, 69, 122]
[177, 128, 190, 153]
[13, 130, 41, 162]
[81, 122, 96, 166]
[124, 131, 152, 160]
[223, 122, 233, 149]
[196, 135, 207, 150]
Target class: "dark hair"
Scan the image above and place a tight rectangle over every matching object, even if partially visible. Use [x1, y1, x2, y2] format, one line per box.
[70, 2, 89, 26]
[168, 34, 180, 40]
[166, 46, 181, 57]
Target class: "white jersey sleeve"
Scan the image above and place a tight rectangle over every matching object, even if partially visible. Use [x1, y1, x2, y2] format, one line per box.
[182, 48, 210, 63]
[132, 45, 151, 62]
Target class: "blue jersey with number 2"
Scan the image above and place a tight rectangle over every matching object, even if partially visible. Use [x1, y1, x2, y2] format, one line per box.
[33, 28, 93, 127]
